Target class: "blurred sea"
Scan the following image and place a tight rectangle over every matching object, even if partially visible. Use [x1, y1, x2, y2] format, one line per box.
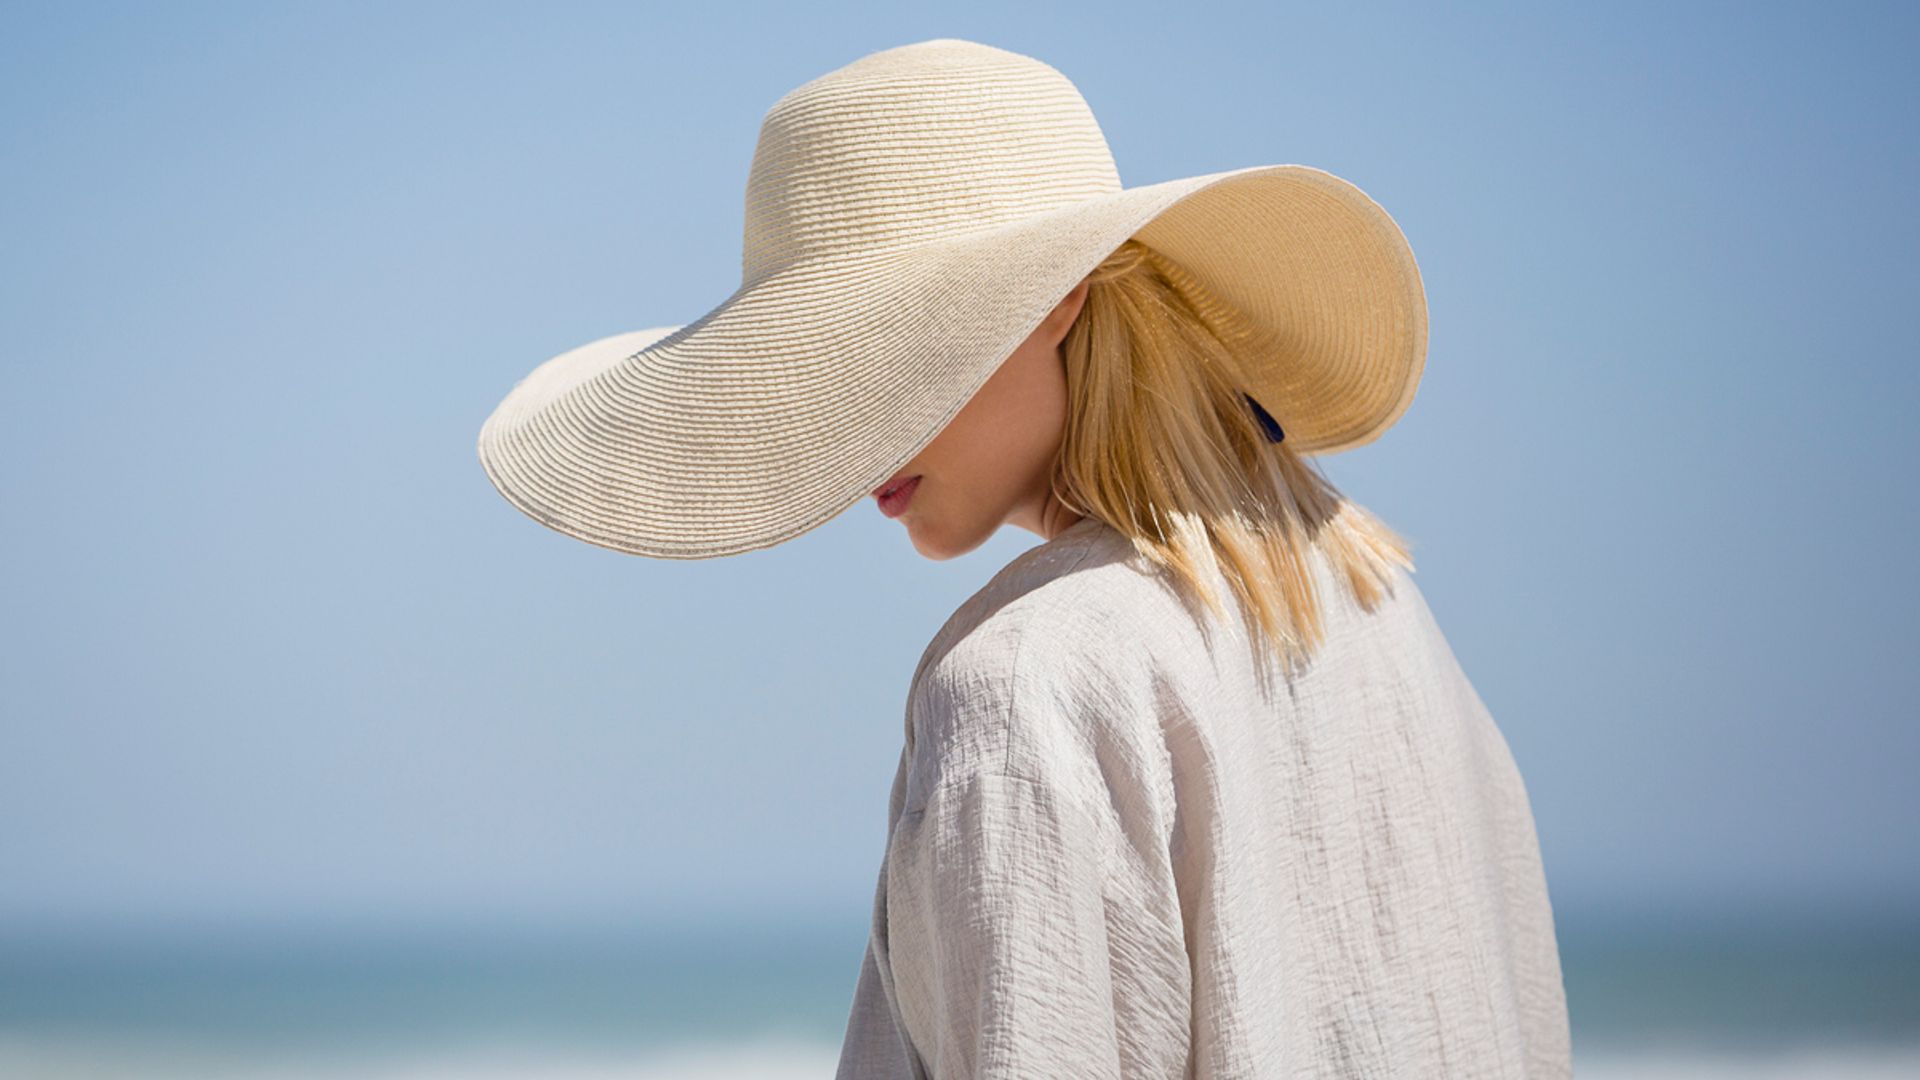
[1, 909, 1914, 1078]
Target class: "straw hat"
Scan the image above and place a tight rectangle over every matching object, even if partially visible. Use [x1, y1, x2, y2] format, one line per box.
[477, 37, 1428, 559]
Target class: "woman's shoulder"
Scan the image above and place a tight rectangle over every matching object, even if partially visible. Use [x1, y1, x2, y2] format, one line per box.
[901, 519, 1214, 793]
[918, 517, 1200, 686]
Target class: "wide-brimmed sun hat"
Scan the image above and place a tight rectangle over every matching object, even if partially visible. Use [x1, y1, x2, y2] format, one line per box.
[477, 37, 1428, 559]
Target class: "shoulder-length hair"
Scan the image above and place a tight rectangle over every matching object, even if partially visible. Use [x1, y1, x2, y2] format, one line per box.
[1052, 238, 1416, 678]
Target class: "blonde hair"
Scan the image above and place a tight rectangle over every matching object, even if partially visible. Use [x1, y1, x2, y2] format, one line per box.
[1051, 238, 1416, 680]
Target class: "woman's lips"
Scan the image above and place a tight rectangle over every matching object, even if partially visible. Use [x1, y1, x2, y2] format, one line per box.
[875, 475, 921, 518]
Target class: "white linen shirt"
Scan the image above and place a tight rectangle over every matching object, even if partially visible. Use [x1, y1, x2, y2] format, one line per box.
[834, 514, 1572, 1078]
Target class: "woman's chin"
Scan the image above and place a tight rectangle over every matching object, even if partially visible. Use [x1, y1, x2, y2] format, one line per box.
[903, 517, 997, 563]
[904, 524, 952, 562]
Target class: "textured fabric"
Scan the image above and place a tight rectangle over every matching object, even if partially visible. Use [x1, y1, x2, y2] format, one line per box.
[834, 514, 1573, 1079]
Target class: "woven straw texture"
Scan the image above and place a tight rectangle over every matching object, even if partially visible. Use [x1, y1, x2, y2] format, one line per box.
[477, 38, 1428, 559]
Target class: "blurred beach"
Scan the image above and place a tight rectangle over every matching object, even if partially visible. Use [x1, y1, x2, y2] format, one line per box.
[3, 910, 1914, 1079]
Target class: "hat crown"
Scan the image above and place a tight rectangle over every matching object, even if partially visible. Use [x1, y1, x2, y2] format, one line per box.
[741, 39, 1122, 284]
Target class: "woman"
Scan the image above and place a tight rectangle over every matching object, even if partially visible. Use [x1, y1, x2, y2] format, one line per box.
[479, 37, 1572, 1079]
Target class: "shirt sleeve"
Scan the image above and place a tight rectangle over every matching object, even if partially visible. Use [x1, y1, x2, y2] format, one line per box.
[835, 935, 918, 1080]
[881, 768, 1124, 1078]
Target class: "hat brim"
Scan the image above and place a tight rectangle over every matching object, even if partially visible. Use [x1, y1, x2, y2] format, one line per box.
[477, 163, 1426, 559]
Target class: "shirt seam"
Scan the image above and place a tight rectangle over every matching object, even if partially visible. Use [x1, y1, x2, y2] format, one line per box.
[908, 532, 1110, 816]
[994, 537, 1107, 784]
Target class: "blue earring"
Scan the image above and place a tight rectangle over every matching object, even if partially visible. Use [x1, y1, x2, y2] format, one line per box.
[1243, 392, 1286, 443]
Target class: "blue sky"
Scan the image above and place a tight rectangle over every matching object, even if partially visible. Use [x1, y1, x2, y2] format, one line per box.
[1, 1, 1914, 939]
